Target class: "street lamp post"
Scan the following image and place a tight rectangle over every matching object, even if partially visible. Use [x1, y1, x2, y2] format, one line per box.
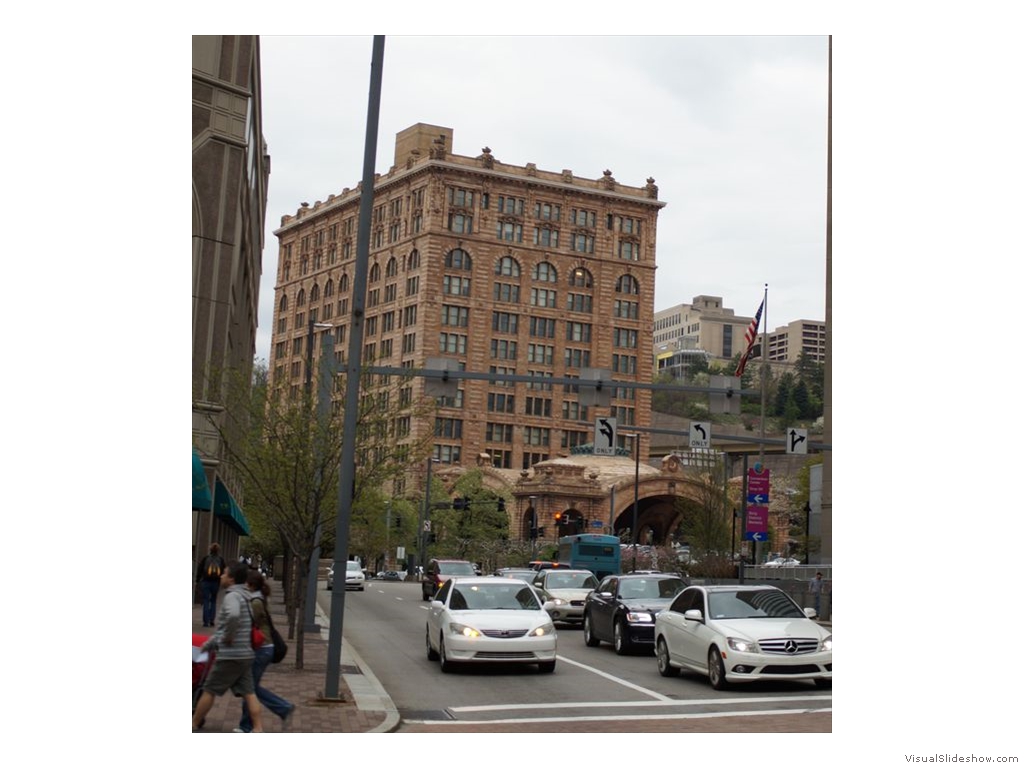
[304, 322, 333, 634]
[630, 433, 640, 572]
[529, 495, 538, 557]
[418, 457, 439, 575]
[804, 500, 812, 563]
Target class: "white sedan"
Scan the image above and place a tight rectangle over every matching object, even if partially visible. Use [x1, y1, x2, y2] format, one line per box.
[425, 577, 557, 673]
[654, 585, 831, 690]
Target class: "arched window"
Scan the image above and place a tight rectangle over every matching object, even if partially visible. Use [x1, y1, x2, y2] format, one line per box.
[279, 294, 288, 312]
[445, 248, 472, 271]
[310, 283, 320, 303]
[616, 274, 639, 295]
[324, 279, 334, 298]
[369, 262, 381, 283]
[386, 257, 398, 277]
[407, 249, 420, 270]
[569, 266, 593, 288]
[495, 256, 520, 277]
[532, 261, 557, 283]
[340, 273, 350, 293]
[296, 288, 306, 306]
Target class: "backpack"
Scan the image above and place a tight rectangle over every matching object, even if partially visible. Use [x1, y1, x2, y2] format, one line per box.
[205, 556, 222, 579]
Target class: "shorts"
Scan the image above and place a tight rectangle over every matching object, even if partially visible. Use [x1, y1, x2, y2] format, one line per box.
[202, 657, 255, 697]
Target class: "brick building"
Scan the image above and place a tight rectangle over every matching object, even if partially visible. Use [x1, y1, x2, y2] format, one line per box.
[269, 123, 665, 493]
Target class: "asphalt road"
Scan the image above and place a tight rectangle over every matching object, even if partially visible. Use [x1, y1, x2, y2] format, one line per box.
[323, 579, 832, 733]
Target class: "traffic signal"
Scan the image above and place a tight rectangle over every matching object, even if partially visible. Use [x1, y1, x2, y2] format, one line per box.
[497, 498, 506, 512]
[554, 512, 562, 523]
[395, 514, 402, 529]
[453, 497, 468, 510]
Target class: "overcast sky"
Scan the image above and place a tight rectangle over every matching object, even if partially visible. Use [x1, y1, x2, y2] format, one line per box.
[255, 35, 828, 363]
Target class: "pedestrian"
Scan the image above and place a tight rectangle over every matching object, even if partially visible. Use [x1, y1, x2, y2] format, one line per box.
[196, 542, 226, 627]
[810, 571, 824, 615]
[237, 570, 295, 733]
[192, 562, 264, 732]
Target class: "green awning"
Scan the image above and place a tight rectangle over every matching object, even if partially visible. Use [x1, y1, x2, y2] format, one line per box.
[193, 448, 212, 511]
[213, 479, 251, 536]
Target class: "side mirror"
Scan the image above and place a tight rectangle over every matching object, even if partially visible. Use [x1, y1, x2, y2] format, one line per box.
[431, 599, 443, 607]
[683, 609, 704, 622]
[803, 607, 818, 619]
[542, 600, 556, 612]
[598, 591, 613, 599]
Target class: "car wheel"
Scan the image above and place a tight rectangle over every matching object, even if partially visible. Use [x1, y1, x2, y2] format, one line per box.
[657, 638, 678, 677]
[426, 626, 439, 661]
[814, 678, 832, 690]
[708, 647, 728, 690]
[439, 636, 456, 674]
[538, 660, 556, 673]
[583, 613, 601, 647]
[613, 619, 631, 655]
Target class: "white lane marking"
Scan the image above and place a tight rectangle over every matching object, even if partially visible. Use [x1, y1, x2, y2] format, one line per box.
[450, 694, 831, 713]
[548, 653, 675, 701]
[405, 707, 832, 725]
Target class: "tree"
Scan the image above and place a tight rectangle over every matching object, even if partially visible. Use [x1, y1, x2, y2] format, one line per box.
[211, 360, 433, 669]
[428, 468, 510, 568]
[673, 459, 733, 575]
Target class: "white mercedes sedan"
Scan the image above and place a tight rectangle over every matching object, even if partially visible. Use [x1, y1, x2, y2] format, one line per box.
[654, 584, 831, 690]
[425, 577, 557, 673]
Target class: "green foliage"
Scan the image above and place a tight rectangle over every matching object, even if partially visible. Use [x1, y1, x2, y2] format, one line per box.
[428, 468, 510, 564]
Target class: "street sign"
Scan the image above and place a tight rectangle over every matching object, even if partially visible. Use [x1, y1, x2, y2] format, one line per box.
[689, 421, 710, 449]
[787, 428, 808, 454]
[590, 520, 603, 528]
[594, 416, 617, 456]
[744, 531, 768, 542]
[745, 466, 770, 538]
[396, 546, 405, 559]
[422, 520, 431, 532]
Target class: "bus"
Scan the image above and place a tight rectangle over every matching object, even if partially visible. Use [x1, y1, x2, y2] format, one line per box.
[557, 534, 622, 579]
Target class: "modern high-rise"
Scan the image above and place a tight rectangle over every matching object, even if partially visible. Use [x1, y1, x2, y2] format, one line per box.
[765, 319, 826, 364]
[269, 124, 665, 485]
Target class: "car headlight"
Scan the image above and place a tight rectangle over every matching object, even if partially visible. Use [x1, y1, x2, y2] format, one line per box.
[548, 597, 567, 607]
[449, 622, 481, 639]
[727, 637, 760, 653]
[625, 611, 653, 623]
[529, 622, 555, 637]
[821, 635, 832, 652]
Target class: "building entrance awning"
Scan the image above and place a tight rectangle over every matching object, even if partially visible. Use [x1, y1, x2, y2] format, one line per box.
[193, 448, 212, 511]
[213, 479, 251, 536]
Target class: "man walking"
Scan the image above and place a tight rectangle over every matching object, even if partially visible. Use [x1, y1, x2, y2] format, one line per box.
[810, 571, 824, 615]
[192, 562, 264, 732]
[196, 542, 226, 627]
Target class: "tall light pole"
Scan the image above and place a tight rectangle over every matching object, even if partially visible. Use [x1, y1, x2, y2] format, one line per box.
[418, 457, 439, 574]
[804, 500, 812, 563]
[629, 433, 640, 572]
[304, 322, 333, 634]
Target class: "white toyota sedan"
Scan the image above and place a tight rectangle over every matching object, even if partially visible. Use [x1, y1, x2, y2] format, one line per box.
[425, 577, 557, 673]
[654, 585, 831, 690]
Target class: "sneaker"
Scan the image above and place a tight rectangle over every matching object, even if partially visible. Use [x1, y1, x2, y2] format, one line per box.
[282, 706, 295, 730]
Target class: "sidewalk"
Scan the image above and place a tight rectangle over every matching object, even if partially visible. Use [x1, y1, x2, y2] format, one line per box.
[192, 587, 398, 734]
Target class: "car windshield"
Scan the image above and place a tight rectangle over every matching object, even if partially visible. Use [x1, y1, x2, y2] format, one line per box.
[346, 562, 361, 572]
[618, 578, 685, 599]
[707, 589, 806, 619]
[441, 562, 476, 576]
[450, 583, 542, 611]
[546, 572, 599, 590]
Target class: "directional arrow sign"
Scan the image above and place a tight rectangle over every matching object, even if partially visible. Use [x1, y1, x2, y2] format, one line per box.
[593, 416, 617, 456]
[787, 428, 808, 454]
[747, 493, 769, 505]
[744, 531, 768, 542]
[689, 421, 710, 449]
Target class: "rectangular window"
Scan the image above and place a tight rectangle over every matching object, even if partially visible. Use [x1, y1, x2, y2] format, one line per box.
[571, 208, 596, 227]
[490, 365, 516, 388]
[562, 401, 589, 421]
[380, 338, 393, 358]
[564, 348, 591, 368]
[498, 196, 524, 215]
[402, 332, 416, 354]
[448, 213, 473, 234]
[382, 311, 395, 333]
[403, 305, 417, 326]
[527, 344, 555, 365]
[490, 339, 517, 360]
[524, 397, 552, 417]
[534, 202, 561, 221]
[491, 311, 519, 334]
[277, 317, 287, 333]
[529, 317, 556, 338]
[384, 283, 397, 303]
[496, 221, 523, 242]
[486, 423, 514, 443]
[566, 322, 592, 342]
[567, 293, 593, 313]
[527, 369, 553, 391]
[530, 288, 557, 308]
[435, 418, 463, 439]
[614, 300, 639, 319]
[441, 305, 469, 327]
[522, 452, 549, 469]
[448, 187, 474, 207]
[613, 328, 638, 348]
[443, 275, 472, 296]
[486, 449, 513, 469]
[435, 445, 462, 465]
[437, 388, 464, 409]
[523, 427, 551, 446]
[406, 276, 419, 295]
[487, 393, 515, 413]
[618, 241, 639, 261]
[533, 227, 560, 247]
[613, 354, 637, 374]
[493, 283, 521, 303]
[571, 233, 595, 253]
[438, 332, 467, 355]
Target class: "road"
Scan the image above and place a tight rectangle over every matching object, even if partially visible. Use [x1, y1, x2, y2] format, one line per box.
[322, 579, 831, 733]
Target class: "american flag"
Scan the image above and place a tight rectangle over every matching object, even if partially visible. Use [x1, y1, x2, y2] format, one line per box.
[734, 298, 764, 377]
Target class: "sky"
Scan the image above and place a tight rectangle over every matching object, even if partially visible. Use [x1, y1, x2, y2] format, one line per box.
[255, 34, 829, 364]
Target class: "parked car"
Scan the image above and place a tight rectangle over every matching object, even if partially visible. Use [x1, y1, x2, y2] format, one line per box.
[326, 565, 334, 590]
[421, 558, 477, 601]
[583, 573, 689, 654]
[531, 568, 599, 625]
[425, 577, 557, 673]
[654, 585, 832, 690]
[378, 570, 404, 581]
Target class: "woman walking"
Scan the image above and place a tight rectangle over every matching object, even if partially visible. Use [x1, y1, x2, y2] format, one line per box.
[236, 570, 295, 732]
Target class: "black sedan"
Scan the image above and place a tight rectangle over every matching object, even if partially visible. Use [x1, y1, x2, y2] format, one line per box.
[582, 573, 689, 655]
